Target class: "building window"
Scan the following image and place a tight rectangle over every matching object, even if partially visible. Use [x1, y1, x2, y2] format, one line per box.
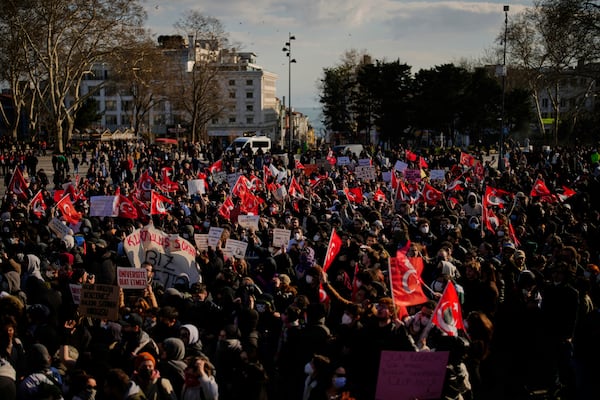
[229, 116, 236, 123]
[211, 118, 219, 124]
[541, 98, 549, 108]
[105, 115, 117, 125]
[246, 92, 253, 99]
[105, 100, 117, 111]
[246, 117, 254, 124]
[229, 91, 236, 99]
[246, 79, 253, 86]
[228, 79, 235, 86]
[246, 104, 253, 112]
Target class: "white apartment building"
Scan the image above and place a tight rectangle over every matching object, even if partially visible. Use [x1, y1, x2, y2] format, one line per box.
[79, 36, 281, 145]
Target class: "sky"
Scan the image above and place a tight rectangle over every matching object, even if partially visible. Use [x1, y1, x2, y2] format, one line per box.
[144, 0, 533, 108]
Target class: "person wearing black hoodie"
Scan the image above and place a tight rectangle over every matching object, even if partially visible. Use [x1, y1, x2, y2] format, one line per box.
[156, 338, 187, 397]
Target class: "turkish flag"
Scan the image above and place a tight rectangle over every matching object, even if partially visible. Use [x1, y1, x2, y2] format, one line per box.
[160, 167, 179, 192]
[557, 185, 576, 202]
[208, 159, 223, 174]
[323, 229, 343, 272]
[137, 170, 155, 192]
[530, 178, 552, 197]
[391, 169, 399, 189]
[150, 191, 173, 215]
[55, 194, 82, 224]
[374, 188, 386, 203]
[295, 159, 305, 170]
[421, 183, 443, 205]
[405, 150, 418, 162]
[117, 195, 138, 219]
[431, 281, 464, 336]
[249, 175, 264, 192]
[232, 175, 251, 198]
[484, 186, 511, 208]
[482, 204, 499, 233]
[8, 167, 29, 200]
[263, 165, 273, 181]
[389, 244, 428, 307]
[240, 191, 261, 215]
[219, 197, 235, 220]
[28, 190, 47, 218]
[460, 152, 475, 167]
[474, 161, 485, 179]
[344, 187, 363, 204]
[445, 178, 464, 192]
[419, 156, 429, 169]
[288, 176, 304, 199]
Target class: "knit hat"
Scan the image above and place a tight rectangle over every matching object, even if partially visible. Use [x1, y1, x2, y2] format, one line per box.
[134, 352, 155, 370]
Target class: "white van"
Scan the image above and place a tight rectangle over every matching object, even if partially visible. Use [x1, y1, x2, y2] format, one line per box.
[333, 144, 366, 158]
[226, 136, 271, 155]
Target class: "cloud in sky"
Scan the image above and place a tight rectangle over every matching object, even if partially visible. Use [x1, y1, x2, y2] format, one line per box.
[145, 0, 532, 107]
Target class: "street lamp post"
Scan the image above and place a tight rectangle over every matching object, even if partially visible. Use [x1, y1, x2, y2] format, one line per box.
[282, 33, 296, 151]
[498, 5, 509, 171]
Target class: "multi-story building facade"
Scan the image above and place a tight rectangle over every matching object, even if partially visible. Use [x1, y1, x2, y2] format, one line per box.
[79, 36, 281, 145]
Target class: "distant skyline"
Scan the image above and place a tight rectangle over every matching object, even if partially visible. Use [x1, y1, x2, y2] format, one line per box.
[145, 1, 533, 108]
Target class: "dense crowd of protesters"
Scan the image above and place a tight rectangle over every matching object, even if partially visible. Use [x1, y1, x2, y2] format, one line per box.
[0, 135, 598, 400]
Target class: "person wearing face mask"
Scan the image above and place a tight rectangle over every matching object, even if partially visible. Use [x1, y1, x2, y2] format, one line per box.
[287, 228, 306, 252]
[413, 218, 437, 251]
[132, 352, 177, 400]
[302, 354, 331, 400]
[113, 313, 159, 374]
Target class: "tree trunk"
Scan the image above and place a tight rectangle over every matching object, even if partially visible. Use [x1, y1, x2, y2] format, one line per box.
[56, 120, 64, 153]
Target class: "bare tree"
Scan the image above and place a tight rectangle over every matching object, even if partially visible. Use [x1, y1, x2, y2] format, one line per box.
[1, 0, 146, 152]
[110, 39, 171, 139]
[170, 11, 230, 142]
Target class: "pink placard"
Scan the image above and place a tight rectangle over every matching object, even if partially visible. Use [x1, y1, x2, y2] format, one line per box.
[375, 351, 449, 400]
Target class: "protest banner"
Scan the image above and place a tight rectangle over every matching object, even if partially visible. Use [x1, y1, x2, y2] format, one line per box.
[355, 165, 377, 181]
[207, 227, 224, 249]
[227, 173, 241, 191]
[69, 284, 81, 305]
[224, 239, 248, 259]
[404, 169, 422, 182]
[394, 160, 408, 172]
[274, 185, 287, 202]
[117, 267, 148, 289]
[358, 158, 372, 166]
[430, 169, 446, 181]
[375, 351, 449, 400]
[89, 196, 118, 217]
[213, 171, 227, 184]
[194, 234, 209, 251]
[48, 218, 72, 238]
[123, 224, 200, 288]
[382, 172, 392, 182]
[79, 284, 120, 321]
[272, 228, 291, 249]
[238, 214, 260, 230]
[187, 179, 206, 195]
[337, 156, 351, 166]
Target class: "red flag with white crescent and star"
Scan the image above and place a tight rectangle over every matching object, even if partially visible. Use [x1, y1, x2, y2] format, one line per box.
[322, 229, 343, 272]
[219, 196, 235, 220]
[431, 281, 464, 336]
[55, 194, 82, 224]
[28, 190, 47, 218]
[8, 167, 29, 200]
[117, 195, 138, 219]
[484, 186, 511, 208]
[150, 191, 173, 215]
[389, 243, 428, 307]
[421, 183, 443, 205]
[137, 170, 155, 192]
[208, 159, 223, 174]
[530, 178, 552, 197]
